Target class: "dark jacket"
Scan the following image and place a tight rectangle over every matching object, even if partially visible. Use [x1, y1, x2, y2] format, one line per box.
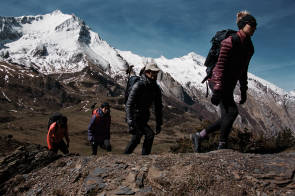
[88, 108, 111, 143]
[126, 74, 163, 127]
[210, 30, 254, 94]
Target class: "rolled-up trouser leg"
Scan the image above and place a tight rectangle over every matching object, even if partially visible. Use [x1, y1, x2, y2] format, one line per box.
[124, 132, 142, 154]
[142, 125, 155, 155]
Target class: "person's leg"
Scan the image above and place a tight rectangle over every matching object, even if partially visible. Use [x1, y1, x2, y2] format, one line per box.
[218, 99, 238, 148]
[91, 141, 98, 155]
[205, 102, 229, 134]
[124, 132, 142, 154]
[100, 140, 112, 152]
[59, 140, 69, 155]
[102, 139, 112, 152]
[191, 104, 225, 152]
[142, 125, 155, 155]
[50, 142, 59, 153]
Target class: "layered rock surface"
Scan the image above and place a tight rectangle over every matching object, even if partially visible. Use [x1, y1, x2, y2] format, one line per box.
[1, 138, 294, 195]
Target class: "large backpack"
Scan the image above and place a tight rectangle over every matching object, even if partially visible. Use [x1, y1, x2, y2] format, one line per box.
[201, 29, 240, 83]
[124, 75, 140, 104]
[48, 112, 63, 130]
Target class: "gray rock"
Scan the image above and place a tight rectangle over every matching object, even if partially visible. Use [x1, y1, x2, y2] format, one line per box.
[115, 186, 135, 195]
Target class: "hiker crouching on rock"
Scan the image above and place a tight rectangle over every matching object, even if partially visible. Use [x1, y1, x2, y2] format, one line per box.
[88, 102, 112, 155]
[192, 11, 257, 152]
[124, 63, 163, 155]
[47, 116, 70, 154]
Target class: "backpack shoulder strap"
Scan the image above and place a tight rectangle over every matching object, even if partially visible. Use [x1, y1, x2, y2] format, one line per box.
[231, 33, 241, 48]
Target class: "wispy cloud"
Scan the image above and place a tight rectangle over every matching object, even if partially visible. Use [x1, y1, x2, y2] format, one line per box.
[257, 7, 295, 28]
[252, 60, 295, 73]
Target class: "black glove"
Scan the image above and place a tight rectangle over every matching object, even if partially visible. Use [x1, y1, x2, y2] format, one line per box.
[239, 91, 247, 104]
[211, 90, 222, 106]
[155, 125, 161, 135]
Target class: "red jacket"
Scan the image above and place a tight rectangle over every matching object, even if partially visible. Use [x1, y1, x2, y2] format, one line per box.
[47, 122, 70, 150]
[210, 30, 254, 93]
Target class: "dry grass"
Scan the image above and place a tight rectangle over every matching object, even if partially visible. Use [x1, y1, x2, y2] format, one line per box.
[0, 98, 206, 156]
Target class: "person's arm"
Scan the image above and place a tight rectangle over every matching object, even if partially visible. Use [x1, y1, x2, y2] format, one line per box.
[239, 56, 251, 93]
[126, 82, 142, 127]
[64, 127, 70, 147]
[154, 85, 163, 133]
[47, 124, 57, 149]
[106, 116, 111, 140]
[87, 115, 96, 142]
[211, 37, 233, 91]
[238, 54, 252, 104]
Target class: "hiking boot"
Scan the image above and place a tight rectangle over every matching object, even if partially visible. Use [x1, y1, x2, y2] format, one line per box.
[217, 142, 227, 150]
[191, 132, 201, 153]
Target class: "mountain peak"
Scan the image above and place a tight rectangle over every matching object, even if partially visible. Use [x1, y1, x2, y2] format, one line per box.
[50, 9, 63, 16]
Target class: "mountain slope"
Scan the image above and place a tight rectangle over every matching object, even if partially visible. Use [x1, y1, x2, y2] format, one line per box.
[0, 10, 294, 138]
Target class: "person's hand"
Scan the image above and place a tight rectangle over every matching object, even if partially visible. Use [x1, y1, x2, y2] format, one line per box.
[155, 125, 161, 135]
[211, 90, 222, 106]
[239, 91, 247, 104]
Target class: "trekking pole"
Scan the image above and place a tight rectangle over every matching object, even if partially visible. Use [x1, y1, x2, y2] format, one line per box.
[205, 81, 209, 98]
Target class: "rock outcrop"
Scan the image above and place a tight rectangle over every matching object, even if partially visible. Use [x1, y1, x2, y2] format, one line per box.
[0, 137, 60, 194]
[1, 139, 294, 195]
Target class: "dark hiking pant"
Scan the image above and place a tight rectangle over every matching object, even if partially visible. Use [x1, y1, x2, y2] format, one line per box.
[206, 96, 238, 142]
[124, 125, 155, 155]
[91, 139, 112, 155]
[50, 140, 69, 155]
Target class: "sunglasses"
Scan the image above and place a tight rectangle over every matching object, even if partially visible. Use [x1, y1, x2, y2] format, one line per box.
[148, 70, 159, 74]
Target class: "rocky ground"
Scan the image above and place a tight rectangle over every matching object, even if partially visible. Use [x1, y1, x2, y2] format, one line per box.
[0, 137, 295, 196]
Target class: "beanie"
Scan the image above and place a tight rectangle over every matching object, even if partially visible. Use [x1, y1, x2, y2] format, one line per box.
[237, 14, 257, 29]
[101, 102, 110, 109]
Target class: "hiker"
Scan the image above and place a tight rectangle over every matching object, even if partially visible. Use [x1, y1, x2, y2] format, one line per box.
[88, 102, 112, 155]
[191, 11, 257, 152]
[47, 115, 70, 154]
[124, 63, 163, 155]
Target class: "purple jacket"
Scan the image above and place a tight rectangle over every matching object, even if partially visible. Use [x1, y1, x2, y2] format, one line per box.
[88, 108, 111, 143]
[210, 30, 254, 94]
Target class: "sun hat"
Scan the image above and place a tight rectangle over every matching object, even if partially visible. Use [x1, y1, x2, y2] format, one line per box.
[145, 63, 160, 72]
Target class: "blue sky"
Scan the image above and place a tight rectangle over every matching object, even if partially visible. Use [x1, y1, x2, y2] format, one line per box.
[1, 0, 295, 91]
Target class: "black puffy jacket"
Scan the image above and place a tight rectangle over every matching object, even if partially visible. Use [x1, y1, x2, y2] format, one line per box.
[126, 74, 163, 127]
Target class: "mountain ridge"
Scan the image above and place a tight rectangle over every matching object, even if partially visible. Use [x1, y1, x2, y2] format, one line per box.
[0, 10, 294, 137]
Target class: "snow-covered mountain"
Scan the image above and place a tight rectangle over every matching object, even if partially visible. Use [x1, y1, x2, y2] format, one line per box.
[1, 10, 294, 136]
[0, 10, 128, 75]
